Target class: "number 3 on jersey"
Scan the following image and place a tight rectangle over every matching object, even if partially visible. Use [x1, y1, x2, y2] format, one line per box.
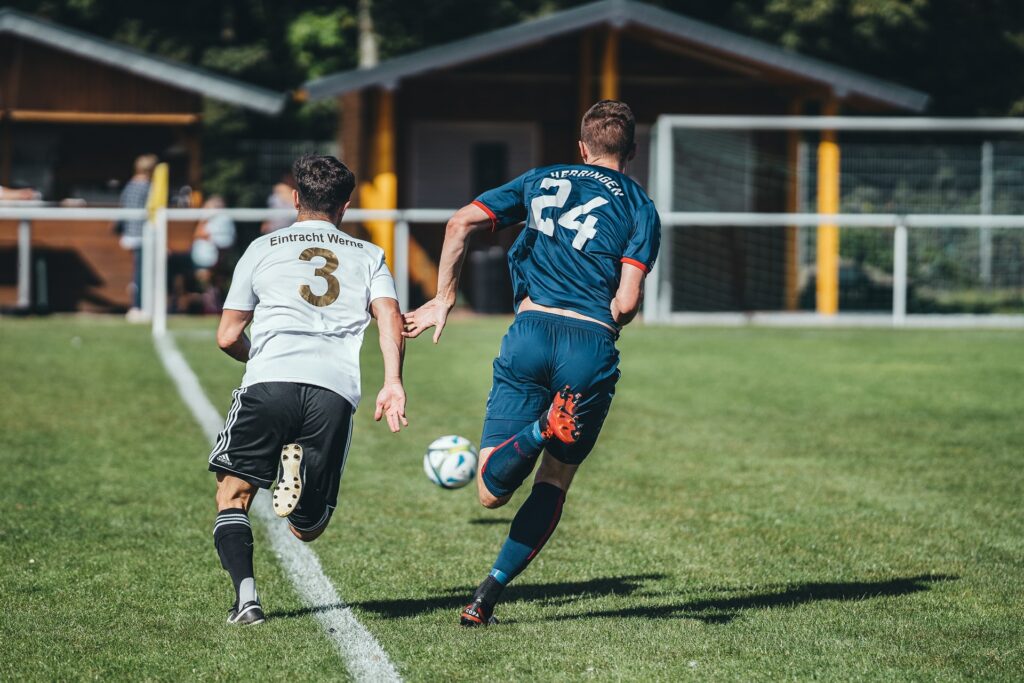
[299, 247, 340, 307]
[529, 178, 608, 250]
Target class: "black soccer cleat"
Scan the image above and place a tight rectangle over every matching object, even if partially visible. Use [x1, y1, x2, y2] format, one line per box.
[273, 443, 303, 518]
[227, 600, 266, 626]
[459, 598, 498, 627]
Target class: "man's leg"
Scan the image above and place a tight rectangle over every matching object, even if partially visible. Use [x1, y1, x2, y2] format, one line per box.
[214, 473, 264, 625]
[286, 386, 355, 544]
[477, 387, 581, 508]
[462, 454, 577, 626]
[208, 382, 299, 625]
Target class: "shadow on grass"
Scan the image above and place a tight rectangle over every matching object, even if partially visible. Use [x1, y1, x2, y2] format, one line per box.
[554, 574, 959, 625]
[269, 573, 957, 624]
[467, 517, 514, 526]
[268, 574, 667, 620]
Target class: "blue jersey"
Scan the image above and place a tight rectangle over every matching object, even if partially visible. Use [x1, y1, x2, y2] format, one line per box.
[474, 164, 660, 328]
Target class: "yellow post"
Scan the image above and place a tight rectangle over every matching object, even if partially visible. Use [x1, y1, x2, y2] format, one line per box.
[816, 100, 840, 315]
[146, 162, 169, 220]
[360, 88, 396, 268]
[600, 28, 619, 101]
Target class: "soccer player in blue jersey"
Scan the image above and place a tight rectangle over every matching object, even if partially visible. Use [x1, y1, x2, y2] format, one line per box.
[404, 100, 660, 626]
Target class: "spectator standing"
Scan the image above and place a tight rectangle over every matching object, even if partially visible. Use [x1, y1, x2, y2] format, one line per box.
[192, 195, 237, 313]
[260, 173, 297, 234]
[119, 154, 158, 317]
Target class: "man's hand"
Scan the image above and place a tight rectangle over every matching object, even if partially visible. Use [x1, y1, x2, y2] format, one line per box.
[374, 381, 408, 433]
[610, 298, 624, 325]
[402, 297, 452, 343]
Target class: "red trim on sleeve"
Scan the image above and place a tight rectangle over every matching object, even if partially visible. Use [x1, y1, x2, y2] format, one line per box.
[471, 200, 498, 231]
[621, 257, 649, 273]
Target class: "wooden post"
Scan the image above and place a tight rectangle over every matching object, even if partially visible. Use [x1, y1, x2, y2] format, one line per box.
[816, 98, 840, 315]
[339, 92, 363, 188]
[600, 28, 620, 101]
[1, 117, 10, 187]
[182, 126, 202, 206]
[360, 88, 396, 269]
[578, 31, 594, 122]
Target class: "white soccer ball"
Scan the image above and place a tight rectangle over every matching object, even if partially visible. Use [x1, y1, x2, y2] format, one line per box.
[423, 435, 478, 489]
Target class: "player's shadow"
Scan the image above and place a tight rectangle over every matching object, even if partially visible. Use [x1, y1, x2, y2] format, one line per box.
[330, 573, 668, 620]
[467, 517, 513, 526]
[269, 573, 956, 624]
[554, 573, 958, 625]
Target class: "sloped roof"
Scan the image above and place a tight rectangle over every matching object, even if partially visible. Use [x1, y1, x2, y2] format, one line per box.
[0, 8, 285, 115]
[301, 0, 928, 112]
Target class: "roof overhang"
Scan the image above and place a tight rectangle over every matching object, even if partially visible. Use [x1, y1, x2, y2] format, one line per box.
[301, 0, 928, 112]
[0, 8, 286, 115]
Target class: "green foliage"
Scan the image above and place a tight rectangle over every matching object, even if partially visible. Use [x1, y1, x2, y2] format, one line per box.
[287, 8, 357, 79]
[9, 0, 1024, 202]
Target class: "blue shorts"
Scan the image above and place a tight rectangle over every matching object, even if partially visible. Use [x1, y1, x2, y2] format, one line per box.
[481, 311, 620, 465]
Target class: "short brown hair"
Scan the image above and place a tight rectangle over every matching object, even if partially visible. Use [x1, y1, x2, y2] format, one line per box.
[293, 154, 355, 216]
[580, 100, 635, 160]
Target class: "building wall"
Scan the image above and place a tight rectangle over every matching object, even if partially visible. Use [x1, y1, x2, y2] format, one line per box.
[0, 38, 201, 114]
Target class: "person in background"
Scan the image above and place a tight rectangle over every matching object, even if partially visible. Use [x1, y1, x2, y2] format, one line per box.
[119, 154, 158, 319]
[0, 185, 40, 201]
[260, 173, 297, 234]
[191, 195, 237, 313]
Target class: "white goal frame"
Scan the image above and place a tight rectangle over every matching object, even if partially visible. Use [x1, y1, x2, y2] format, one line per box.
[646, 115, 1024, 328]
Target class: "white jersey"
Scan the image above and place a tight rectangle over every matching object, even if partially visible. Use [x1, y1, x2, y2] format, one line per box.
[223, 219, 397, 409]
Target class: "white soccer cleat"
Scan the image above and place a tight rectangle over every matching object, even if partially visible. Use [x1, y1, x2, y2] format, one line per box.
[273, 443, 303, 518]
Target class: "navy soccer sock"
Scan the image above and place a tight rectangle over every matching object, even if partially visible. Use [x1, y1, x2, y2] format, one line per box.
[483, 482, 566, 600]
[481, 421, 547, 497]
[213, 509, 257, 607]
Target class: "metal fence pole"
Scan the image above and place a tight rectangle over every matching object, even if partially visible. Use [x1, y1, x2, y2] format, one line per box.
[980, 140, 994, 286]
[152, 208, 169, 337]
[16, 219, 31, 310]
[393, 219, 410, 310]
[646, 116, 674, 323]
[893, 222, 909, 326]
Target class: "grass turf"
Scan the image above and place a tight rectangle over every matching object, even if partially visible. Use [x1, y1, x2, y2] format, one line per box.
[2, 315, 1023, 680]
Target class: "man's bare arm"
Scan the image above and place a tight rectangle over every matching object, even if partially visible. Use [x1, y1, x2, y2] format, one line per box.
[216, 309, 254, 362]
[402, 203, 493, 343]
[610, 263, 646, 327]
[371, 296, 408, 432]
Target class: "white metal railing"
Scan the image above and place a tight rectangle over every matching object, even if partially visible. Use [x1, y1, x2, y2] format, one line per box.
[5, 206, 1024, 331]
[0, 207, 458, 336]
[648, 213, 1024, 326]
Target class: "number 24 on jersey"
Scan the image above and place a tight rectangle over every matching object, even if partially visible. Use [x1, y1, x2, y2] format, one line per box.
[529, 179, 608, 250]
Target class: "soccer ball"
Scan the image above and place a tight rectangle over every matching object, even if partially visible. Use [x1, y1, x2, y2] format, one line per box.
[423, 435, 478, 489]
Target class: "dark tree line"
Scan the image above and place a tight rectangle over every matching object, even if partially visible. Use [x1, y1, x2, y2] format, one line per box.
[14, 0, 1024, 201]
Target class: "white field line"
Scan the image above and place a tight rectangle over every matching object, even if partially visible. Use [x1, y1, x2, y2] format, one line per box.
[153, 333, 401, 683]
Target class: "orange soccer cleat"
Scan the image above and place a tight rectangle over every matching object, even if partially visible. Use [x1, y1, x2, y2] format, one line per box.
[540, 385, 582, 444]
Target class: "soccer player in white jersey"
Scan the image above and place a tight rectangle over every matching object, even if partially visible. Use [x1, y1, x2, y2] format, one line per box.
[208, 155, 408, 626]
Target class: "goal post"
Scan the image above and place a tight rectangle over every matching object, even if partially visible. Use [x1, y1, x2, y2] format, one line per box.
[645, 115, 1024, 326]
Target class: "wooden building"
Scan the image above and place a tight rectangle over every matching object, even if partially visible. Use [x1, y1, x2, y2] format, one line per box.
[0, 8, 283, 200]
[301, 0, 929, 312]
[0, 8, 284, 311]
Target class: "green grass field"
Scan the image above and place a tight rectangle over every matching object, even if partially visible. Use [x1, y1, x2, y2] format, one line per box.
[2, 316, 1022, 681]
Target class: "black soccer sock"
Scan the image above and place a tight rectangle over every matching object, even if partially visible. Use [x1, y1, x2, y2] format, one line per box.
[488, 482, 566, 589]
[213, 508, 257, 606]
[481, 421, 547, 498]
[472, 575, 506, 608]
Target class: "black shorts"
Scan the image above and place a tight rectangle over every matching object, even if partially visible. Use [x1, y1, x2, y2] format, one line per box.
[208, 382, 354, 532]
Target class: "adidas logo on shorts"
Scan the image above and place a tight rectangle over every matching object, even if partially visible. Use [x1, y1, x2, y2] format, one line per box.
[216, 453, 232, 466]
